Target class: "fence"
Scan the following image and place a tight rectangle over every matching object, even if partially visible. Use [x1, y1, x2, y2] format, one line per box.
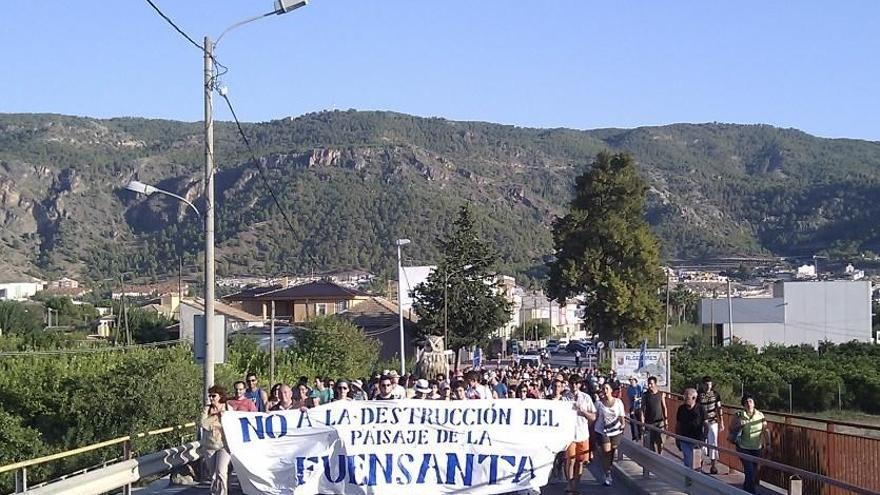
[663, 394, 880, 495]
[0, 422, 196, 494]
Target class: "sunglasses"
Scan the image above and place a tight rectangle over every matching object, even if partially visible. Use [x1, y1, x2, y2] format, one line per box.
[336, 386, 349, 390]
[209, 394, 220, 398]
[247, 379, 257, 382]
[381, 383, 392, 387]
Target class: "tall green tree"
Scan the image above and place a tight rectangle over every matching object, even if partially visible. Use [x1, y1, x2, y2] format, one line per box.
[412, 205, 512, 351]
[546, 151, 664, 344]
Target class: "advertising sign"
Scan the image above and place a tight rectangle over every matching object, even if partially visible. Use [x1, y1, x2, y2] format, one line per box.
[611, 348, 670, 391]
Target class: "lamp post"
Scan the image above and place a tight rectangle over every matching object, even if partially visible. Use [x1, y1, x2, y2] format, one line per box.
[396, 239, 411, 376]
[199, 0, 307, 403]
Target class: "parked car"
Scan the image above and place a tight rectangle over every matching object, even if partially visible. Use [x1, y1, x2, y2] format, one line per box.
[546, 340, 560, 353]
[565, 341, 589, 354]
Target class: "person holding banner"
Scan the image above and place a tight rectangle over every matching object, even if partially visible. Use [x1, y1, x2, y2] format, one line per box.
[565, 374, 596, 494]
[200, 385, 231, 495]
[595, 382, 626, 486]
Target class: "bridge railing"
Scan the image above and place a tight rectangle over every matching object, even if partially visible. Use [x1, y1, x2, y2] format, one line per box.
[0, 422, 196, 494]
[662, 394, 880, 495]
[626, 415, 877, 495]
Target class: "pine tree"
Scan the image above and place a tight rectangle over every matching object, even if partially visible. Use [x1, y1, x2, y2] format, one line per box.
[546, 151, 664, 344]
[411, 205, 512, 352]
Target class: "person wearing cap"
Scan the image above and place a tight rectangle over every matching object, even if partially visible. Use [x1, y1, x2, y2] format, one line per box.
[387, 370, 406, 399]
[437, 381, 451, 401]
[565, 374, 596, 494]
[350, 379, 367, 401]
[414, 379, 432, 399]
[626, 375, 646, 441]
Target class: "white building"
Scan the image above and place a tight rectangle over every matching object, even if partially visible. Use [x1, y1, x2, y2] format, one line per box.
[796, 264, 817, 279]
[700, 280, 872, 348]
[0, 277, 46, 301]
[399, 265, 436, 316]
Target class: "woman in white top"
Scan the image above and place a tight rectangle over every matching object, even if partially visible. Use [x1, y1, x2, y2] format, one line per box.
[594, 383, 626, 486]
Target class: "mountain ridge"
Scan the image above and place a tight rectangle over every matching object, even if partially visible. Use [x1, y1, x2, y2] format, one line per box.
[2, 110, 879, 283]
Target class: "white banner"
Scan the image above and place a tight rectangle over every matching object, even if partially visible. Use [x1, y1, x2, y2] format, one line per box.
[222, 399, 577, 495]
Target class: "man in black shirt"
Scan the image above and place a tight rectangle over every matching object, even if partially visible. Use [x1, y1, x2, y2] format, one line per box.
[676, 387, 708, 470]
[640, 376, 667, 454]
[698, 375, 724, 474]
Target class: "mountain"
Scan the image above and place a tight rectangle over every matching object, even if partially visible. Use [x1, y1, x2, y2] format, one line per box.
[1, 111, 879, 284]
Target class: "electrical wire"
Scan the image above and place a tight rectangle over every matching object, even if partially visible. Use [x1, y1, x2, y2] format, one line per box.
[219, 92, 321, 271]
[143, 0, 204, 52]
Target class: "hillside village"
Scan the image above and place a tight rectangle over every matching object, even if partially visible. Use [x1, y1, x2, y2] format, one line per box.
[3, 257, 878, 358]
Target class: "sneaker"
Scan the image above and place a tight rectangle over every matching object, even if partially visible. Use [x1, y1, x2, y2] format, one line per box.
[710, 465, 719, 475]
[603, 473, 612, 486]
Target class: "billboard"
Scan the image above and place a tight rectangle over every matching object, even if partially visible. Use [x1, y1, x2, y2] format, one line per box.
[611, 348, 670, 391]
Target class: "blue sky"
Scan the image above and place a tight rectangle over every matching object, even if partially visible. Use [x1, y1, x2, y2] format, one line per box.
[3, 1, 878, 140]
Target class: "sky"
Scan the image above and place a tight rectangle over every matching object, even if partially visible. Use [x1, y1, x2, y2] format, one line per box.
[2, 1, 879, 140]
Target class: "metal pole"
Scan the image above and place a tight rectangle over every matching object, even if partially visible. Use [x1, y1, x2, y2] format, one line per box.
[838, 382, 842, 410]
[397, 244, 406, 376]
[727, 279, 734, 344]
[122, 439, 132, 495]
[270, 300, 276, 386]
[203, 36, 216, 403]
[789, 383, 793, 413]
[444, 270, 448, 347]
[710, 289, 715, 346]
[664, 273, 671, 347]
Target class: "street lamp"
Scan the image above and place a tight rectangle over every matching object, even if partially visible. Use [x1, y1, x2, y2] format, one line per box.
[125, 180, 201, 218]
[199, 0, 307, 403]
[396, 239, 411, 376]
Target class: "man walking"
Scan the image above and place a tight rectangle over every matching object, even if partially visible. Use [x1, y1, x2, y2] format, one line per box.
[698, 375, 724, 474]
[244, 372, 268, 412]
[640, 376, 667, 454]
[574, 349, 581, 368]
[626, 375, 645, 441]
[676, 387, 708, 470]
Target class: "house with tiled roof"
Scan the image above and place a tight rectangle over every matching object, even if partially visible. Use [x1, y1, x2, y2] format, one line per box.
[224, 280, 371, 323]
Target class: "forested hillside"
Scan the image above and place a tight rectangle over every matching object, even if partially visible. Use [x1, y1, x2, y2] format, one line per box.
[1, 111, 879, 283]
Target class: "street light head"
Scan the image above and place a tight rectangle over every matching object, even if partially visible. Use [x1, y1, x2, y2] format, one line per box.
[125, 180, 157, 196]
[275, 0, 307, 14]
[396, 239, 411, 246]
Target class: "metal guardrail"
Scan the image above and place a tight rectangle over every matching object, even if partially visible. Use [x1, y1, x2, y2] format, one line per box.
[626, 416, 876, 495]
[22, 442, 201, 495]
[0, 422, 196, 494]
[618, 437, 747, 495]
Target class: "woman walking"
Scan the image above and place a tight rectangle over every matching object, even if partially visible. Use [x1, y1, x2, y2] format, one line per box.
[729, 394, 771, 494]
[594, 382, 626, 486]
[200, 385, 231, 495]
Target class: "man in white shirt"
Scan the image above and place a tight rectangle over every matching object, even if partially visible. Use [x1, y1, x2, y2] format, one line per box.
[565, 374, 596, 493]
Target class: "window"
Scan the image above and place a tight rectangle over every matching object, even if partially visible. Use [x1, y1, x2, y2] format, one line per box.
[336, 300, 348, 313]
[315, 303, 328, 316]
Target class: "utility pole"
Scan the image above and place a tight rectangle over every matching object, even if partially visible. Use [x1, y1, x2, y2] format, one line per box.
[270, 301, 276, 385]
[710, 289, 716, 346]
[664, 272, 671, 348]
[727, 279, 734, 344]
[203, 36, 217, 403]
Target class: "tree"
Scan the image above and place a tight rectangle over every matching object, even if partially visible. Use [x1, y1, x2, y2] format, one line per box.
[412, 204, 512, 351]
[546, 151, 664, 344]
[516, 319, 552, 340]
[294, 316, 380, 379]
[0, 301, 43, 335]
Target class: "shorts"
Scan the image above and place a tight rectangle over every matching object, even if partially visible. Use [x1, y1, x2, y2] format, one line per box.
[646, 426, 663, 449]
[566, 440, 590, 462]
[598, 433, 622, 449]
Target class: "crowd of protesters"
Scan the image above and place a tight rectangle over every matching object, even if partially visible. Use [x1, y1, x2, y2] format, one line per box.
[200, 364, 769, 494]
